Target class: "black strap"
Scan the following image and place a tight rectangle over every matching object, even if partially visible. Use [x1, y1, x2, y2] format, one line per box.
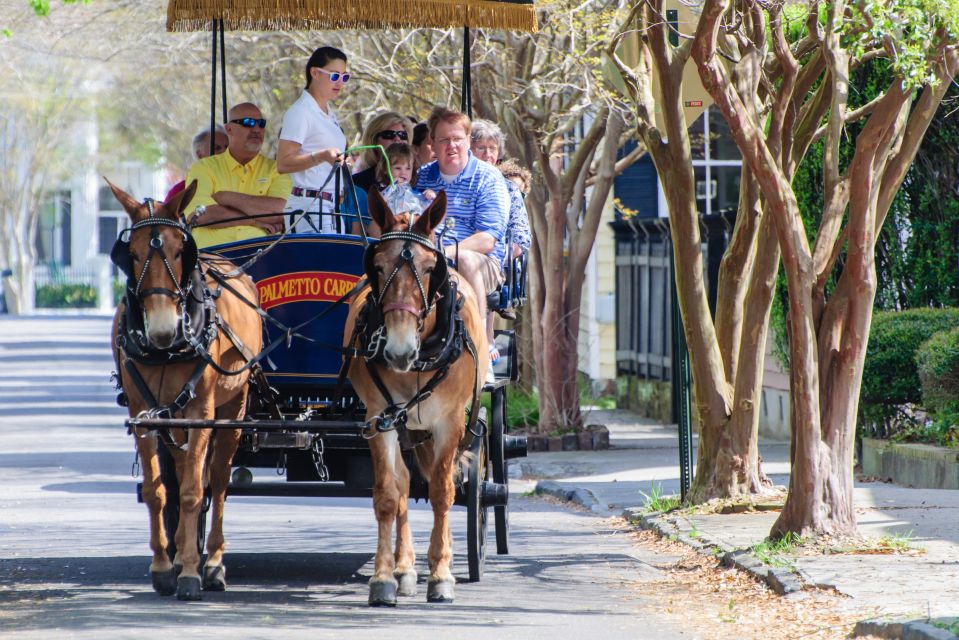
[124, 356, 208, 421]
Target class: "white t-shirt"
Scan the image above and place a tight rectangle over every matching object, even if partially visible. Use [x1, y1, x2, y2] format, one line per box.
[280, 90, 347, 193]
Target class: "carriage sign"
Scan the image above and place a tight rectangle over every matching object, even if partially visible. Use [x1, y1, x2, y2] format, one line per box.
[258, 271, 360, 310]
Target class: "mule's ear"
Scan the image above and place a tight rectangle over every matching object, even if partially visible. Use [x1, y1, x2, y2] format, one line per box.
[164, 180, 197, 219]
[367, 187, 397, 231]
[104, 177, 142, 221]
[413, 190, 447, 236]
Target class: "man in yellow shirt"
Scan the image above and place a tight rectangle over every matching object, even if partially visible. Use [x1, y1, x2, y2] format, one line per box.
[186, 102, 292, 248]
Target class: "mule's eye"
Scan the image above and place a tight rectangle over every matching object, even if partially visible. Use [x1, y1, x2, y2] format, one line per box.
[130, 252, 142, 263]
[375, 265, 384, 273]
[424, 267, 434, 275]
[174, 251, 182, 261]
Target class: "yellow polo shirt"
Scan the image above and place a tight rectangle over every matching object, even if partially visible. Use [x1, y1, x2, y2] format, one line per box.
[185, 151, 292, 248]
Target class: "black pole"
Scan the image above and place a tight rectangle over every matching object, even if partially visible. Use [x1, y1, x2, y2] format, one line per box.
[209, 19, 218, 157]
[219, 18, 227, 124]
[669, 234, 694, 502]
[461, 25, 472, 117]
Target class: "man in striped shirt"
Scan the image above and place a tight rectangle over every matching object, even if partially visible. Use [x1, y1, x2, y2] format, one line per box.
[415, 107, 510, 376]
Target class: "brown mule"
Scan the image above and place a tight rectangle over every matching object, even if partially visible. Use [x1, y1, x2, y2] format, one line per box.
[345, 190, 489, 606]
[108, 180, 262, 601]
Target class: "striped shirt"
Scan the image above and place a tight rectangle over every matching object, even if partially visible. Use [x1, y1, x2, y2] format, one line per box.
[415, 153, 510, 263]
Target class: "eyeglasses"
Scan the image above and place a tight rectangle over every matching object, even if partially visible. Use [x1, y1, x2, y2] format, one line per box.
[315, 68, 351, 83]
[435, 136, 467, 146]
[229, 117, 267, 129]
[376, 130, 409, 141]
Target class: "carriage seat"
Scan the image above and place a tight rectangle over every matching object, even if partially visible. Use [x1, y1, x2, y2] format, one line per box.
[486, 231, 529, 314]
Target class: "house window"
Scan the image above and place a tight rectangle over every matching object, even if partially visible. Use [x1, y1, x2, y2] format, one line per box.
[691, 107, 742, 216]
[36, 190, 71, 265]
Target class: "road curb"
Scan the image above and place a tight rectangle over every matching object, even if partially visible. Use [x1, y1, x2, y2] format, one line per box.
[620, 507, 806, 595]
[854, 618, 959, 640]
[534, 480, 604, 512]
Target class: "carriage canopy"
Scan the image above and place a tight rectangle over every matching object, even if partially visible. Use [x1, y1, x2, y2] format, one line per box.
[166, 0, 538, 33]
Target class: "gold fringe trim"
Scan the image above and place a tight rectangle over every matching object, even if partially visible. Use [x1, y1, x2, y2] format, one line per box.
[167, 1, 538, 34]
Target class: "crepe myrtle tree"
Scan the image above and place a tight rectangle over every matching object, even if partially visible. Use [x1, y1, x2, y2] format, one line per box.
[608, 0, 787, 504]
[610, 0, 959, 539]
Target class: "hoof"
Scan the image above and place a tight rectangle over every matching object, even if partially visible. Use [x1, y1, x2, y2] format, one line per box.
[202, 564, 226, 591]
[176, 575, 203, 601]
[426, 579, 455, 603]
[368, 580, 398, 607]
[395, 571, 417, 597]
[151, 569, 176, 596]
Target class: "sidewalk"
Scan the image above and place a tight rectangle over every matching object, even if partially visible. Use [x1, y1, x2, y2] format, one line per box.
[519, 409, 959, 639]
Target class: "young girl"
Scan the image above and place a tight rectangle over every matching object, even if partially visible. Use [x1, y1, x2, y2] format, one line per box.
[376, 143, 431, 214]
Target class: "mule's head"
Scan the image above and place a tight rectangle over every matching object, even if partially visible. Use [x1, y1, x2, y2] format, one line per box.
[107, 178, 198, 350]
[365, 189, 448, 371]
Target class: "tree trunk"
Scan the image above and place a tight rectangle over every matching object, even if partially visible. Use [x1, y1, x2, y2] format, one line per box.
[707, 214, 779, 498]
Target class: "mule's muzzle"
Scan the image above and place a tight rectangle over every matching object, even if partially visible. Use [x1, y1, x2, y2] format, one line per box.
[384, 345, 418, 372]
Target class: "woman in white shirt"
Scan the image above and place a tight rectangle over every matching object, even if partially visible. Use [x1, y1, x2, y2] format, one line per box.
[277, 46, 350, 233]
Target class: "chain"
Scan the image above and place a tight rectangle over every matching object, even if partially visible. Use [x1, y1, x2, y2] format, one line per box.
[131, 439, 140, 478]
[311, 438, 329, 482]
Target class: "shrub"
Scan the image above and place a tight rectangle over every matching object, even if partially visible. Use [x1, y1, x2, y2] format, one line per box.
[860, 308, 959, 436]
[35, 283, 97, 308]
[917, 327, 959, 413]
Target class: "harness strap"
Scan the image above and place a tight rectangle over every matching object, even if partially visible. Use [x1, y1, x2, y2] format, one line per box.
[360, 289, 482, 451]
[123, 355, 209, 447]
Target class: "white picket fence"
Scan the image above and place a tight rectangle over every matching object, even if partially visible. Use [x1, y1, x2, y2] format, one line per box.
[32, 259, 115, 313]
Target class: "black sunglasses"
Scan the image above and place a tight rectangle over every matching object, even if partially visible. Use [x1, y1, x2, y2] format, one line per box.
[229, 117, 267, 129]
[377, 130, 408, 141]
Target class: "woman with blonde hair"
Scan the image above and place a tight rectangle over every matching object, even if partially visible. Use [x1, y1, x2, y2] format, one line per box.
[351, 111, 414, 191]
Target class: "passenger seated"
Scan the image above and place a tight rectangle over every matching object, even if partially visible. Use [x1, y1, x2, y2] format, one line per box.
[185, 102, 292, 249]
[470, 120, 532, 261]
[414, 106, 509, 380]
[165, 125, 227, 203]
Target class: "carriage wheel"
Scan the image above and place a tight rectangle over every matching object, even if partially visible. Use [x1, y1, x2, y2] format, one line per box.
[466, 426, 489, 582]
[158, 443, 209, 560]
[490, 387, 509, 555]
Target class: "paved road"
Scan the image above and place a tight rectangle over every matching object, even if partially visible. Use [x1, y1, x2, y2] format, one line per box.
[0, 316, 689, 640]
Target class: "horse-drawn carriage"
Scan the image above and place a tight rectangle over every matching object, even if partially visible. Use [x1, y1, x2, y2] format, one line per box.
[112, 0, 534, 606]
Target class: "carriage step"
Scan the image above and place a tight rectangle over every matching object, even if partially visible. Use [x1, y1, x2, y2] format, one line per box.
[481, 481, 509, 508]
[503, 435, 528, 459]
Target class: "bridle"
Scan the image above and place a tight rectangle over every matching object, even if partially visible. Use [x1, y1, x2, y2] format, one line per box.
[110, 198, 199, 305]
[364, 229, 448, 324]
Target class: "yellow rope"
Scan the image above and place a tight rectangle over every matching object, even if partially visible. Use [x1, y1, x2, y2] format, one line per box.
[167, 0, 538, 33]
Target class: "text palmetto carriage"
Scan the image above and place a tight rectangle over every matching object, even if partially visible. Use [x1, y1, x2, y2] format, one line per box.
[119, 0, 535, 601]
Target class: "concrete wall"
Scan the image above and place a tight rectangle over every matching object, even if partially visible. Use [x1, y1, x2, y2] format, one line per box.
[862, 438, 959, 490]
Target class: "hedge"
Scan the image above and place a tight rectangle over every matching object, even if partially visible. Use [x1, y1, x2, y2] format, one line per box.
[35, 283, 97, 308]
[860, 307, 959, 434]
[917, 327, 959, 413]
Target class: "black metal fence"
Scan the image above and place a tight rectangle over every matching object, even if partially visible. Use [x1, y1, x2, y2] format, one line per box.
[610, 213, 735, 385]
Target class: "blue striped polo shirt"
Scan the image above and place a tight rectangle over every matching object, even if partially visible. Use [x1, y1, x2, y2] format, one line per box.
[415, 153, 510, 264]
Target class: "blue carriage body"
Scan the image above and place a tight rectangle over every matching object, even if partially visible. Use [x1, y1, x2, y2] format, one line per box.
[211, 233, 367, 389]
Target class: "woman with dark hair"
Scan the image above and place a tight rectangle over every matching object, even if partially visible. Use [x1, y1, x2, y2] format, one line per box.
[277, 46, 354, 233]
